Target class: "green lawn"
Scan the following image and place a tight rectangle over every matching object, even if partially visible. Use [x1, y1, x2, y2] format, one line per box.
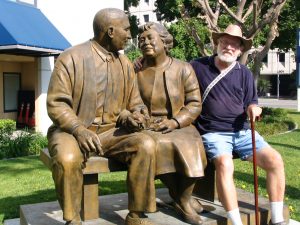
[234, 110, 300, 221]
[0, 111, 299, 224]
[0, 157, 164, 225]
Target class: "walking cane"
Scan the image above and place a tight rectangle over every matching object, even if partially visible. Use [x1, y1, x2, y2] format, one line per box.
[250, 116, 259, 225]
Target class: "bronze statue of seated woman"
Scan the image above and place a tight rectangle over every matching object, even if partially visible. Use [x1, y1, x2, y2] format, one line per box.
[136, 22, 207, 225]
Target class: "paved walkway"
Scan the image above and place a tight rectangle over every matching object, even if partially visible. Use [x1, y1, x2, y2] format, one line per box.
[258, 98, 299, 110]
[4, 188, 299, 225]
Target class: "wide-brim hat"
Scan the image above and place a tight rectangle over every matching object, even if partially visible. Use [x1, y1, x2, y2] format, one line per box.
[212, 24, 252, 51]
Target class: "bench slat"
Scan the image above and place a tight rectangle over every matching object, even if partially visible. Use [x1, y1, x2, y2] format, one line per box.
[40, 148, 126, 174]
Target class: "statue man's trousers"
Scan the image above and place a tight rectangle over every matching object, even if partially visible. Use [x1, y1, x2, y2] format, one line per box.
[48, 127, 157, 221]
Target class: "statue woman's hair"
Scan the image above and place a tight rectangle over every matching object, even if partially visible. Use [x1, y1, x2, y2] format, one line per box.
[138, 22, 173, 53]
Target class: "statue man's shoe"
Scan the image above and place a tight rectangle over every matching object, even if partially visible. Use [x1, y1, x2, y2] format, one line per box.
[174, 203, 203, 225]
[65, 214, 82, 225]
[125, 214, 155, 225]
[190, 198, 204, 214]
[65, 220, 82, 225]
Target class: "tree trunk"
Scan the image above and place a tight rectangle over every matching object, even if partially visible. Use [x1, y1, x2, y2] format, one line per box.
[253, 56, 262, 83]
[239, 51, 249, 65]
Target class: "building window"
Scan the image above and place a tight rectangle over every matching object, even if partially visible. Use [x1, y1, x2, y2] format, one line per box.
[144, 0, 149, 4]
[144, 14, 149, 23]
[3, 73, 20, 112]
[15, 0, 37, 7]
[279, 52, 285, 63]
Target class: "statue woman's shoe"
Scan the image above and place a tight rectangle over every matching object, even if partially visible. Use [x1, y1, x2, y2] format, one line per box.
[125, 214, 155, 225]
[174, 203, 203, 225]
[190, 198, 204, 213]
[269, 221, 288, 225]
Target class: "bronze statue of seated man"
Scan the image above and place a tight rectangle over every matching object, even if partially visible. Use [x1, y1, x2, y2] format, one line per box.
[47, 8, 157, 225]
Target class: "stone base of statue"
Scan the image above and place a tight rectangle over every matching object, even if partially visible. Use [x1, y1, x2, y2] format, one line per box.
[4, 188, 289, 225]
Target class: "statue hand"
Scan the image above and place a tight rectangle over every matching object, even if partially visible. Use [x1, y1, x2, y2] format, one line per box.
[117, 109, 149, 132]
[133, 57, 144, 72]
[73, 126, 103, 160]
[152, 119, 179, 134]
[126, 111, 145, 132]
[140, 107, 150, 129]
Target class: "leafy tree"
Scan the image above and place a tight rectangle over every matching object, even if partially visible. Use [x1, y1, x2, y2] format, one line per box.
[155, 0, 288, 80]
[124, 0, 140, 38]
[168, 18, 210, 61]
[272, 0, 300, 51]
[124, 0, 140, 11]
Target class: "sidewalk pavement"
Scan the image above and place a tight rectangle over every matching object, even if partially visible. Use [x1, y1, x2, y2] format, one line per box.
[4, 188, 299, 225]
[258, 98, 298, 110]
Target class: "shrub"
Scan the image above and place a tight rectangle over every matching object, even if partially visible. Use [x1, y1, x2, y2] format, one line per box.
[2, 131, 34, 158]
[0, 127, 48, 159]
[256, 107, 294, 136]
[28, 132, 48, 155]
[257, 78, 271, 96]
[125, 41, 142, 62]
[262, 107, 287, 118]
[0, 119, 16, 143]
[126, 49, 142, 62]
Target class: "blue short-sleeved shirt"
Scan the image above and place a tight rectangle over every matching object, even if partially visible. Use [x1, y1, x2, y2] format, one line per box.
[190, 55, 258, 134]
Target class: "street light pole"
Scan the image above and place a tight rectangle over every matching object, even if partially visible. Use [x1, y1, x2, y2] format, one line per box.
[277, 52, 280, 100]
[277, 73, 280, 100]
[297, 28, 300, 112]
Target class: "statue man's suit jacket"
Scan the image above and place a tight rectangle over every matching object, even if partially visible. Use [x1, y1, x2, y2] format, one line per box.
[47, 41, 144, 135]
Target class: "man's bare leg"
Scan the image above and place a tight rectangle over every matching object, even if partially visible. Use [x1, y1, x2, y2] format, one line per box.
[214, 155, 243, 225]
[249, 147, 285, 224]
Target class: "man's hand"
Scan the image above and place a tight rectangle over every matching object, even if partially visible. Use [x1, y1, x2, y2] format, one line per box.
[149, 118, 179, 134]
[247, 104, 262, 122]
[73, 126, 103, 160]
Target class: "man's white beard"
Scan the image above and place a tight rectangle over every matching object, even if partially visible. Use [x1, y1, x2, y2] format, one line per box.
[217, 48, 238, 63]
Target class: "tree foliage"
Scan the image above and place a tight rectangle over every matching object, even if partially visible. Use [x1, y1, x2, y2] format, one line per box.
[272, 0, 300, 51]
[125, 0, 298, 80]
[124, 0, 140, 11]
[124, 0, 140, 38]
[155, 0, 288, 80]
[168, 18, 211, 61]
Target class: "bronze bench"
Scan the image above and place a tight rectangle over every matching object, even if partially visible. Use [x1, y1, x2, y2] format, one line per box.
[40, 149, 290, 224]
[40, 148, 127, 221]
[40, 148, 236, 221]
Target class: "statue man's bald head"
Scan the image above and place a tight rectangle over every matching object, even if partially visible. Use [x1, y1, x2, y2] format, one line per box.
[93, 8, 128, 38]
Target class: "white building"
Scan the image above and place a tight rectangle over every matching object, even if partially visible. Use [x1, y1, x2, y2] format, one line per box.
[129, 0, 158, 25]
[261, 48, 295, 75]
[259, 48, 296, 97]
[0, 0, 124, 135]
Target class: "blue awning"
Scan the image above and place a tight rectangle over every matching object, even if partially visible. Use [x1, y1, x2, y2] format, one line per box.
[0, 0, 71, 56]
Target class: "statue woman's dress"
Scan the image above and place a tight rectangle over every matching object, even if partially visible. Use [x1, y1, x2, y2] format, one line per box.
[137, 57, 207, 177]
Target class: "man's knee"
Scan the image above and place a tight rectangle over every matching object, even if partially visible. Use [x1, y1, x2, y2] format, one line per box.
[214, 155, 234, 174]
[259, 147, 284, 171]
[55, 150, 83, 166]
[136, 134, 156, 156]
[49, 132, 83, 168]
